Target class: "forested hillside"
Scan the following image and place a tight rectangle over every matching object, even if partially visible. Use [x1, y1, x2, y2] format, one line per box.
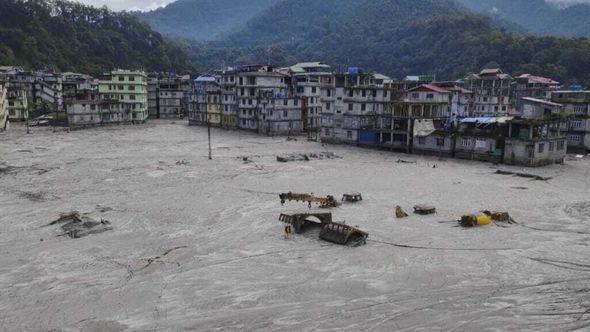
[0, 0, 192, 74]
[184, 0, 590, 87]
[457, 0, 590, 37]
[134, 0, 279, 41]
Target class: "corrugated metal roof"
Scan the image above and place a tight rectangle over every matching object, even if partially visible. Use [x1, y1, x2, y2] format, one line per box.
[460, 116, 513, 124]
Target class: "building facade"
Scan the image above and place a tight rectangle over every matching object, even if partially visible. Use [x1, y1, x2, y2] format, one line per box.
[6, 85, 28, 121]
[98, 70, 148, 123]
[551, 90, 590, 152]
[464, 68, 512, 116]
[0, 82, 8, 130]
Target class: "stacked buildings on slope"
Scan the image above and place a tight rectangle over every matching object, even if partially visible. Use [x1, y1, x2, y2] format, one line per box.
[147, 73, 192, 119]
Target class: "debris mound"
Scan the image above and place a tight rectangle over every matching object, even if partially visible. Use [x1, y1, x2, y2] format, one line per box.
[279, 213, 368, 246]
[49, 211, 113, 239]
[495, 170, 551, 181]
[395, 205, 409, 218]
[276, 152, 341, 163]
[279, 192, 341, 208]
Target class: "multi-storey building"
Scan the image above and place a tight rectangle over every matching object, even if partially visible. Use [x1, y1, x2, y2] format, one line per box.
[236, 65, 302, 135]
[6, 85, 28, 121]
[513, 74, 560, 110]
[98, 70, 148, 123]
[189, 75, 221, 126]
[1, 70, 62, 112]
[551, 90, 590, 151]
[287, 62, 332, 138]
[464, 68, 512, 116]
[321, 70, 391, 145]
[148, 74, 192, 119]
[219, 69, 238, 129]
[0, 81, 8, 131]
[504, 97, 568, 166]
[65, 83, 103, 128]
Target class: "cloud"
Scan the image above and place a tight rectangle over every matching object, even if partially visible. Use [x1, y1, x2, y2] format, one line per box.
[75, 0, 175, 12]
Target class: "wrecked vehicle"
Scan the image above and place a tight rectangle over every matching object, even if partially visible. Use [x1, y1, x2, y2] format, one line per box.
[279, 213, 333, 234]
[342, 192, 363, 203]
[413, 204, 436, 215]
[279, 213, 368, 246]
[319, 222, 368, 246]
[459, 214, 493, 227]
[279, 192, 341, 208]
[49, 211, 113, 238]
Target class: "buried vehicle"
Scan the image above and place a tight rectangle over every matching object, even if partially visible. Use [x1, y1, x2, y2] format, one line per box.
[279, 213, 333, 234]
[279, 192, 340, 208]
[342, 192, 363, 203]
[279, 213, 368, 246]
[320, 222, 368, 246]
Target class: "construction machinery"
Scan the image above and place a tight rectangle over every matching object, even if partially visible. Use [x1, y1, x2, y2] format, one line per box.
[279, 192, 341, 208]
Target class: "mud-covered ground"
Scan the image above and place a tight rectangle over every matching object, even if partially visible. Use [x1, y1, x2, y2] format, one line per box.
[1, 121, 589, 331]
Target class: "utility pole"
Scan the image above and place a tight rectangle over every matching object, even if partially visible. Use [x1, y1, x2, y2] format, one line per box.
[206, 91, 212, 160]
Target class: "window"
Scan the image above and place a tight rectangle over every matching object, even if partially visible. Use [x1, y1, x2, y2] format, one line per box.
[283, 110, 288, 117]
[571, 120, 582, 129]
[461, 138, 471, 147]
[118, 76, 124, 81]
[549, 142, 555, 152]
[312, 87, 317, 94]
[362, 90, 366, 97]
[294, 99, 299, 106]
[558, 140, 565, 150]
[361, 104, 366, 111]
[569, 134, 581, 142]
[326, 103, 331, 110]
[347, 131, 352, 139]
[483, 97, 488, 102]
[283, 99, 288, 106]
[426, 93, 434, 99]
[372, 90, 377, 98]
[325, 128, 330, 136]
[418, 137, 426, 145]
[384, 90, 388, 98]
[436, 138, 445, 147]
[327, 89, 332, 97]
[538, 143, 545, 153]
[411, 93, 419, 99]
[130, 95, 136, 100]
[348, 103, 353, 111]
[129, 76, 135, 82]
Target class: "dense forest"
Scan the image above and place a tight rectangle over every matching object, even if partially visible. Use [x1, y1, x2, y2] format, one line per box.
[184, 0, 590, 87]
[133, 0, 280, 41]
[0, 0, 192, 74]
[457, 0, 590, 37]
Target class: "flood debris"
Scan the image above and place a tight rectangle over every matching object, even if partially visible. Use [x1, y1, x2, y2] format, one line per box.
[495, 169, 552, 181]
[279, 192, 340, 208]
[276, 152, 341, 163]
[395, 205, 409, 218]
[19, 191, 55, 202]
[459, 214, 493, 227]
[49, 211, 113, 239]
[413, 204, 436, 215]
[279, 213, 368, 246]
[342, 192, 363, 203]
[176, 159, 190, 166]
[396, 159, 417, 164]
[279, 213, 333, 233]
[459, 211, 517, 227]
[141, 246, 188, 270]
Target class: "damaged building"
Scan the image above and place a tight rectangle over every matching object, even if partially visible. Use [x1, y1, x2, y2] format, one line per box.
[0, 80, 7, 130]
[551, 90, 590, 152]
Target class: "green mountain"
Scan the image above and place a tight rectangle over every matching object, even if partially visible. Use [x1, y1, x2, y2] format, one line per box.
[457, 0, 590, 37]
[184, 0, 590, 87]
[134, 0, 280, 41]
[0, 0, 192, 74]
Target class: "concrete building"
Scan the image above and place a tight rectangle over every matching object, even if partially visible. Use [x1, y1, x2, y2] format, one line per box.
[454, 116, 512, 164]
[65, 84, 103, 128]
[189, 75, 221, 127]
[513, 74, 560, 109]
[236, 65, 302, 135]
[98, 70, 148, 123]
[287, 62, 332, 138]
[551, 90, 590, 152]
[464, 68, 513, 116]
[148, 74, 191, 119]
[0, 81, 8, 131]
[1, 70, 63, 113]
[321, 70, 391, 145]
[6, 85, 28, 121]
[219, 69, 238, 129]
[504, 97, 568, 166]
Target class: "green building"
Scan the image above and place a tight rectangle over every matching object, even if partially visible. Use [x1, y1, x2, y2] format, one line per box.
[99, 70, 148, 123]
[6, 85, 29, 121]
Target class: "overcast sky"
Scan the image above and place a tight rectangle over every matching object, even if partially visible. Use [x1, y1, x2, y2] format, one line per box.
[76, 0, 590, 12]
